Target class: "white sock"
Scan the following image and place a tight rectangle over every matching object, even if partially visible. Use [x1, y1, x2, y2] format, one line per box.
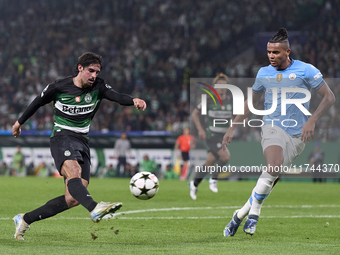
[248, 172, 278, 216]
[236, 196, 252, 220]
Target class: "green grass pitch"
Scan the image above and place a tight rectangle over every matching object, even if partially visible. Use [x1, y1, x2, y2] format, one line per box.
[1, 176, 339, 254]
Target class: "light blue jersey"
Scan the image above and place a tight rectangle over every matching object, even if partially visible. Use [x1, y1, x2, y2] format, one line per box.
[252, 59, 325, 137]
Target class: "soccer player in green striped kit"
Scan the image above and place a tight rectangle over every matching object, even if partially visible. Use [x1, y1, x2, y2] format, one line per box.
[12, 52, 146, 240]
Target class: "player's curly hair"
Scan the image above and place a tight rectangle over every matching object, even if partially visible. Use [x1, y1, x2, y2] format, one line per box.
[75, 52, 103, 73]
[213, 73, 229, 85]
[269, 28, 290, 49]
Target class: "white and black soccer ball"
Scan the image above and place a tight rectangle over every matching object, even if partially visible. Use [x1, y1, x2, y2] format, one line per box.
[130, 171, 159, 200]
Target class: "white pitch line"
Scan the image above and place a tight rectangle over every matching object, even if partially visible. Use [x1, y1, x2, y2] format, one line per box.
[1, 205, 340, 221]
[112, 204, 340, 217]
[117, 215, 340, 220]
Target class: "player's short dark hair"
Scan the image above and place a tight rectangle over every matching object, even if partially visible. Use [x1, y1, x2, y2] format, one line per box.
[269, 28, 290, 49]
[76, 52, 103, 72]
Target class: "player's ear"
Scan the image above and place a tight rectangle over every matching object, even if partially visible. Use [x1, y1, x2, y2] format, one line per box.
[286, 48, 291, 56]
[78, 64, 83, 72]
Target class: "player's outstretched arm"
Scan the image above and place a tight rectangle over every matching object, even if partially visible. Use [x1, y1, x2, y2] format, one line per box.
[13, 89, 54, 138]
[222, 92, 262, 150]
[13, 84, 55, 138]
[12, 121, 21, 138]
[301, 83, 335, 143]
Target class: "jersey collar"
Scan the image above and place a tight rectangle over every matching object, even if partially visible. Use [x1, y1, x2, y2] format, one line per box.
[287, 57, 294, 69]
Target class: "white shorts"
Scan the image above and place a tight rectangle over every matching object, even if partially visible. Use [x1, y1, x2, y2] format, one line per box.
[261, 125, 305, 166]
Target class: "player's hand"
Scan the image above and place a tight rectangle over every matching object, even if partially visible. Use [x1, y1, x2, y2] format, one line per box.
[12, 121, 21, 138]
[198, 129, 206, 140]
[133, 98, 147, 111]
[301, 119, 315, 143]
[222, 128, 234, 151]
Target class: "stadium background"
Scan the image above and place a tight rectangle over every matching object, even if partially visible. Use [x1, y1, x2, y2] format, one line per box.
[0, 0, 339, 180]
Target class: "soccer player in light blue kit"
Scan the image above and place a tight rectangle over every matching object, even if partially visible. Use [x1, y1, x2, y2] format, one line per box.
[222, 28, 335, 236]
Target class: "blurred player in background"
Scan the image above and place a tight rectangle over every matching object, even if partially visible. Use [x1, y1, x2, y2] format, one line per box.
[11, 52, 146, 240]
[0, 162, 9, 175]
[189, 73, 232, 200]
[175, 127, 195, 180]
[164, 164, 180, 180]
[222, 28, 335, 237]
[140, 154, 158, 175]
[308, 142, 325, 183]
[11, 145, 25, 176]
[114, 132, 131, 177]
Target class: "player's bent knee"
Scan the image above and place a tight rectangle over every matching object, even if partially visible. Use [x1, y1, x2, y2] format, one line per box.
[218, 155, 229, 164]
[218, 149, 230, 163]
[61, 160, 82, 179]
[221, 154, 230, 163]
[266, 159, 284, 169]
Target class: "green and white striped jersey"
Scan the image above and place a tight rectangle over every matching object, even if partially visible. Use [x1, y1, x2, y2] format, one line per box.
[18, 76, 134, 137]
[196, 97, 233, 139]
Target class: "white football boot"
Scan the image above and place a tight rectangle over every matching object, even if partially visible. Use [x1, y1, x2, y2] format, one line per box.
[91, 202, 122, 223]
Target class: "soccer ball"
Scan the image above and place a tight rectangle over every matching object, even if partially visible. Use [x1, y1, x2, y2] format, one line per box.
[130, 172, 159, 200]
